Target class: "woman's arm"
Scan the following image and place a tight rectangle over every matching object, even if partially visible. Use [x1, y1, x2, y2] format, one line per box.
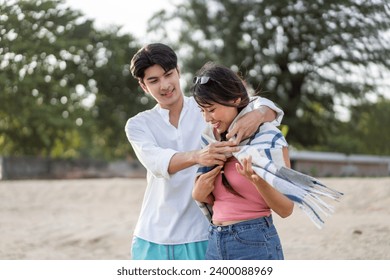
[192, 166, 222, 205]
[236, 148, 294, 218]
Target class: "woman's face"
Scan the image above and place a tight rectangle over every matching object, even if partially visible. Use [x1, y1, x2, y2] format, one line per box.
[199, 99, 240, 136]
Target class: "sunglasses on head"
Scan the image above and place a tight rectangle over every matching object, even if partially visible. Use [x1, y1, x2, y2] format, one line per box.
[193, 76, 212, 85]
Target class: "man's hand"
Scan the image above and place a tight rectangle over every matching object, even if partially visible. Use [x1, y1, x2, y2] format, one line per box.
[196, 141, 239, 167]
[226, 106, 276, 144]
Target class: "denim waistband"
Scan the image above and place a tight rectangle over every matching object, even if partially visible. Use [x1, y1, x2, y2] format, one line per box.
[209, 216, 273, 233]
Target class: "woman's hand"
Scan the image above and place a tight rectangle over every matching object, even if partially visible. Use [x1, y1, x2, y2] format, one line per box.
[192, 166, 222, 204]
[236, 155, 294, 218]
[235, 156, 261, 184]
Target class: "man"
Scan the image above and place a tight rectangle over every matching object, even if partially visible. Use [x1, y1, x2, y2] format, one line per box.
[125, 43, 283, 260]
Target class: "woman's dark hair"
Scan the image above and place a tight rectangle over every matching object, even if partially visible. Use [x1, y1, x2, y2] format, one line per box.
[130, 43, 178, 82]
[191, 62, 250, 112]
[191, 62, 251, 197]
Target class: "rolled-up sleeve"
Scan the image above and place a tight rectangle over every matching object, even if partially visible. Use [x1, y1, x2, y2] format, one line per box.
[125, 118, 176, 179]
[252, 97, 284, 126]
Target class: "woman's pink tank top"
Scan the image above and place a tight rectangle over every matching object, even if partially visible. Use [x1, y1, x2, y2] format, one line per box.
[212, 157, 271, 222]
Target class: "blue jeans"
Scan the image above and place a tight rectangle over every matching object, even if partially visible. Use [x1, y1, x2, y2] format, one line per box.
[205, 216, 284, 260]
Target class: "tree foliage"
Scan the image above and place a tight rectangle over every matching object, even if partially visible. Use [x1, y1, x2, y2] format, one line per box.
[0, 0, 149, 159]
[320, 98, 390, 156]
[148, 0, 390, 150]
[1, 0, 389, 159]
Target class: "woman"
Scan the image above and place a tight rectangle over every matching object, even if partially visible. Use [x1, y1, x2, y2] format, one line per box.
[191, 62, 294, 260]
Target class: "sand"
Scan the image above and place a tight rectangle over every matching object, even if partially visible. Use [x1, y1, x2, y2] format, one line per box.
[0, 177, 389, 260]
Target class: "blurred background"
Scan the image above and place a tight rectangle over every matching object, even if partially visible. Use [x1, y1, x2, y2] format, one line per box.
[1, 0, 390, 179]
[1, 0, 390, 262]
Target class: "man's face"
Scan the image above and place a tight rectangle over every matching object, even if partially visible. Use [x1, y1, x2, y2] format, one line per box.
[140, 64, 183, 110]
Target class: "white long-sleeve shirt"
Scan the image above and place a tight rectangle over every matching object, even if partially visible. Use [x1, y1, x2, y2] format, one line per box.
[125, 96, 283, 244]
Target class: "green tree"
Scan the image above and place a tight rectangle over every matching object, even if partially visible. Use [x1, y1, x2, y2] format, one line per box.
[0, 0, 149, 159]
[87, 29, 151, 160]
[0, 0, 97, 157]
[322, 98, 390, 156]
[148, 0, 390, 150]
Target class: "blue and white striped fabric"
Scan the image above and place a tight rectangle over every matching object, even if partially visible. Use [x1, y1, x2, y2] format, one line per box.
[196, 103, 343, 229]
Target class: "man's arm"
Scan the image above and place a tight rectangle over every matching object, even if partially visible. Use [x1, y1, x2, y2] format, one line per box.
[171, 97, 283, 174]
[126, 120, 177, 179]
[127, 116, 240, 176]
[226, 97, 284, 144]
[254, 97, 284, 125]
[167, 141, 239, 174]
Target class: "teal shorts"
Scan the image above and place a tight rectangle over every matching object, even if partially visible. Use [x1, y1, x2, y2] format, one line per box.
[131, 236, 208, 260]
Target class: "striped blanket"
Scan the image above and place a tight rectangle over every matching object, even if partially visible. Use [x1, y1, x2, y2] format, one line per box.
[196, 103, 343, 229]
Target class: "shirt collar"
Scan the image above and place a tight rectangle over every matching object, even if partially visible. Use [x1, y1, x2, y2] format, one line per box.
[156, 96, 190, 124]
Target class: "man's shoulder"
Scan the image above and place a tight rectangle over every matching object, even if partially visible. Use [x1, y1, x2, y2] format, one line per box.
[126, 106, 159, 127]
[184, 96, 200, 111]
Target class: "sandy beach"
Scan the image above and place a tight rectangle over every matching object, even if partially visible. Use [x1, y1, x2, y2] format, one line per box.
[0, 177, 389, 260]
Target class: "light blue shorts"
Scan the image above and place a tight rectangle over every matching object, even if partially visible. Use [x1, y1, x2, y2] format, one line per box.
[131, 236, 208, 260]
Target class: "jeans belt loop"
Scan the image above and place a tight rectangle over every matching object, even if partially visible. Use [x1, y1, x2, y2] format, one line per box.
[264, 215, 272, 228]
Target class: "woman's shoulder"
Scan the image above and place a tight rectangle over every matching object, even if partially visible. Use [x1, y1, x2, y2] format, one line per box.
[256, 122, 288, 147]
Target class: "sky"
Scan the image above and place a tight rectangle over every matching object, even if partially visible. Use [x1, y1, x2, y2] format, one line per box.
[64, 0, 179, 42]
